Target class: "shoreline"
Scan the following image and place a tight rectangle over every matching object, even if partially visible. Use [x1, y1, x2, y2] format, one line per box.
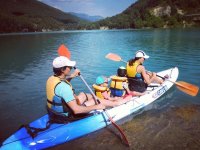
[1, 27, 200, 36]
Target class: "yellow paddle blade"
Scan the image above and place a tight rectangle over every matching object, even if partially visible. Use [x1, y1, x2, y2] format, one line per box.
[176, 81, 199, 96]
[57, 44, 71, 59]
[105, 53, 122, 62]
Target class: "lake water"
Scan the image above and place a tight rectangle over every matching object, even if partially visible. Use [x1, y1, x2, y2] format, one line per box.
[0, 28, 200, 149]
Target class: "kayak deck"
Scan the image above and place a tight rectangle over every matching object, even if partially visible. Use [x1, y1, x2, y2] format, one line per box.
[1, 67, 179, 150]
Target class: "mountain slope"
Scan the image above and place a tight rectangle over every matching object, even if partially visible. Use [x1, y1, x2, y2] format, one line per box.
[0, 0, 84, 33]
[95, 0, 200, 29]
[69, 12, 104, 22]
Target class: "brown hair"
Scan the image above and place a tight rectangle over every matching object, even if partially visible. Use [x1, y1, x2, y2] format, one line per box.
[128, 57, 141, 66]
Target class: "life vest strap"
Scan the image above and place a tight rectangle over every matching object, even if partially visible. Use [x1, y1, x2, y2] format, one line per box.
[21, 107, 93, 139]
[19, 121, 52, 139]
[47, 99, 63, 106]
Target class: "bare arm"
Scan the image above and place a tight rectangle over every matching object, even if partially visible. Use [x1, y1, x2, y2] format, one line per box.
[66, 69, 80, 82]
[138, 65, 155, 85]
[122, 82, 131, 94]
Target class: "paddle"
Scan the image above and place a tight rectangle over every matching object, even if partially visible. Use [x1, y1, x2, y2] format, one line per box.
[105, 53, 199, 97]
[57, 45, 130, 146]
[58, 44, 71, 58]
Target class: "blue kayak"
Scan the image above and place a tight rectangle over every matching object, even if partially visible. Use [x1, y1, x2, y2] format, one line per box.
[1, 67, 179, 150]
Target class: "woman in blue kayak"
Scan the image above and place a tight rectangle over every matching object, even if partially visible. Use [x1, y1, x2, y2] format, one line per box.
[126, 50, 164, 92]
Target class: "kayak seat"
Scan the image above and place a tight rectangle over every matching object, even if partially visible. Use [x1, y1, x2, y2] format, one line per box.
[20, 108, 94, 139]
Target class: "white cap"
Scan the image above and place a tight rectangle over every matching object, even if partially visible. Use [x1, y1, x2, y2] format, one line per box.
[135, 50, 149, 59]
[53, 56, 76, 68]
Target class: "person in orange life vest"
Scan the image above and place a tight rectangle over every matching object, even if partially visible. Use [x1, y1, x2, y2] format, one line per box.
[110, 66, 145, 97]
[126, 50, 164, 92]
[46, 56, 105, 118]
[93, 76, 132, 107]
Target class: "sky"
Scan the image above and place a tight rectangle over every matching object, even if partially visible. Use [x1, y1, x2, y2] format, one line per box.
[38, 0, 137, 17]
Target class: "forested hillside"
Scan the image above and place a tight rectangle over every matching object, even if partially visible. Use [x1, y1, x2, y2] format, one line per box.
[0, 0, 85, 33]
[1, 0, 200, 33]
[89, 0, 200, 29]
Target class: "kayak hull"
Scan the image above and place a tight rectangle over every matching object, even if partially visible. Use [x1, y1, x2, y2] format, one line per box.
[1, 67, 179, 150]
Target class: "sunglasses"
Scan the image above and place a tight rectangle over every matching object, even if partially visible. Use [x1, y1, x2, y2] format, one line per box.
[67, 66, 72, 70]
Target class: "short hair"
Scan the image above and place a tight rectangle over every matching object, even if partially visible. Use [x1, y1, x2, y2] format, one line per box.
[53, 66, 67, 76]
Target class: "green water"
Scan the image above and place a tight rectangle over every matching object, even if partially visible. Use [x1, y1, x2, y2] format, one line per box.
[0, 28, 200, 149]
